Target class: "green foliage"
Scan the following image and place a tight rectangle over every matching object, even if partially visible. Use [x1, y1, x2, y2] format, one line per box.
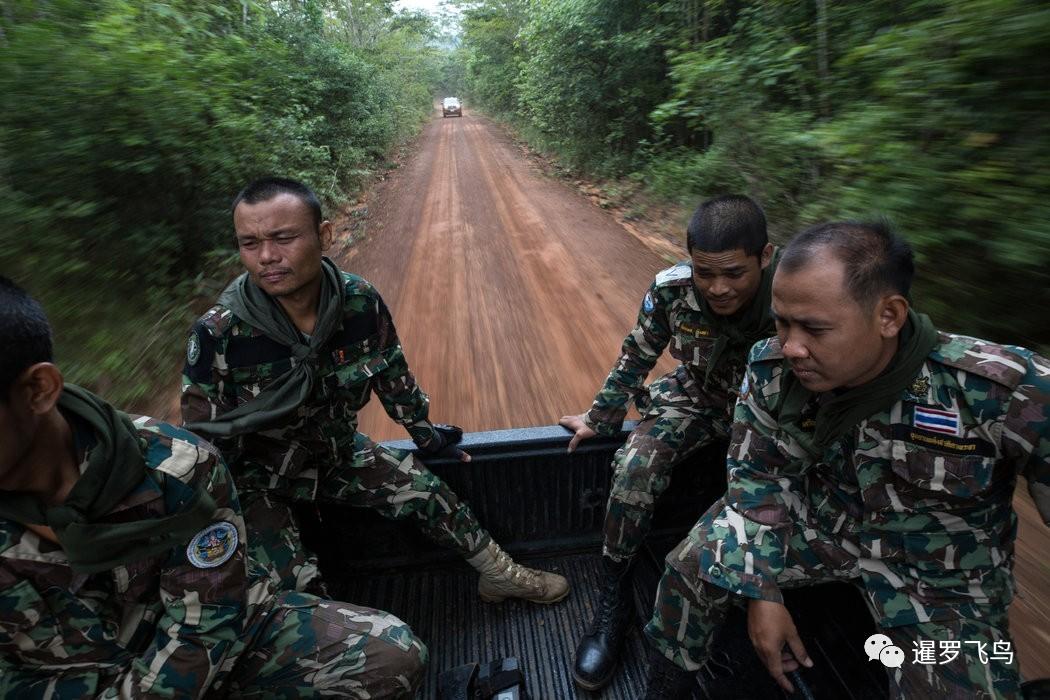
[438, 49, 469, 96]
[3, 0, 1047, 413]
[515, 0, 668, 173]
[460, 0, 1050, 351]
[645, 2, 820, 233]
[0, 0, 451, 408]
[806, 0, 1050, 348]
[461, 1, 527, 116]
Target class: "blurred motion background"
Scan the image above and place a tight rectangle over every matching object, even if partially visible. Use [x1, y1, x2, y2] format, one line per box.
[2, 0, 1047, 412]
[0, 0, 463, 408]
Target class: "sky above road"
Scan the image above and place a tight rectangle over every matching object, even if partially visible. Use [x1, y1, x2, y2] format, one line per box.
[394, 0, 446, 13]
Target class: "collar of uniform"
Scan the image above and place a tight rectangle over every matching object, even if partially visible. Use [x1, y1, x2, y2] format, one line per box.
[0, 470, 163, 568]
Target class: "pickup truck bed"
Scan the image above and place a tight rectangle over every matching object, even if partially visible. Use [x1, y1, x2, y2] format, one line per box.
[302, 425, 887, 699]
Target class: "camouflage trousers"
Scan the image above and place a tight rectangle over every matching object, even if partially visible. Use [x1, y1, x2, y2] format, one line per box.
[216, 590, 427, 699]
[644, 501, 1021, 699]
[603, 366, 731, 562]
[13, 591, 426, 699]
[239, 432, 491, 592]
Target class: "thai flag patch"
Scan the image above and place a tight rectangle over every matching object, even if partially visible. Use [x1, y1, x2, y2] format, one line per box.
[913, 406, 960, 436]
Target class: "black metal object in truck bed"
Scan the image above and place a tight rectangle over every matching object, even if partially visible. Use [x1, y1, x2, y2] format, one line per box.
[300, 424, 887, 699]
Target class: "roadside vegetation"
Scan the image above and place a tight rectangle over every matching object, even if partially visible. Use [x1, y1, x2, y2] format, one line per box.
[3, 1, 1046, 410]
[458, 0, 1050, 352]
[0, 0, 458, 408]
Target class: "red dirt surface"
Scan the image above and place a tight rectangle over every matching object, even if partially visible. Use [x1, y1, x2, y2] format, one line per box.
[342, 111, 677, 441]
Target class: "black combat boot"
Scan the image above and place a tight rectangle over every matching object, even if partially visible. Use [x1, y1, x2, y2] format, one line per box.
[572, 556, 634, 691]
[642, 650, 697, 699]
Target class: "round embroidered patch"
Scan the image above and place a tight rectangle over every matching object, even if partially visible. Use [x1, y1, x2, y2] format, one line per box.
[186, 332, 201, 366]
[642, 292, 655, 314]
[186, 521, 238, 569]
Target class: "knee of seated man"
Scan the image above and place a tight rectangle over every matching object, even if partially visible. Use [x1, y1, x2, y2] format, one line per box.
[612, 444, 671, 486]
[384, 619, 428, 683]
[337, 604, 429, 687]
[276, 593, 430, 686]
[364, 630, 427, 695]
[663, 539, 737, 604]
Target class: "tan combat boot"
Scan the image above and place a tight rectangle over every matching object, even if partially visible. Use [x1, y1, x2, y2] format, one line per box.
[466, 541, 570, 604]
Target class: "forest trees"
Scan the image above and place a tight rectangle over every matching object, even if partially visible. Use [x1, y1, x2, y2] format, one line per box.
[460, 0, 1050, 350]
[0, 0, 450, 406]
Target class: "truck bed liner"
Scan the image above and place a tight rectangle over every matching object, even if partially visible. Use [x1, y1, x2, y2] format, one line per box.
[334, 551, 650, 698]
[305, 425, 886, 699]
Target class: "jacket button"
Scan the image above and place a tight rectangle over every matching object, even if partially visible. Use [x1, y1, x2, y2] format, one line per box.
[707, 565, 722, 578]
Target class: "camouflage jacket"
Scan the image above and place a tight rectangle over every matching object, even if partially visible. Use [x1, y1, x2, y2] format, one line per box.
[181, 273, 439, 495]
[0, 415, 272, 698]
[697, 332, 1050, 628]
[585, 261, 766, 436]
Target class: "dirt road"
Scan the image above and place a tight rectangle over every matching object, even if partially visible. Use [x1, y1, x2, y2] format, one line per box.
[338, 109, 1049, 680]
[344, 111, 677, 442]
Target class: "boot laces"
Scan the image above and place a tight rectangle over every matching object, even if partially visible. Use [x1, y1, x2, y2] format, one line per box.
[495, 548, 542, 590]
[591, 572, 629, 631]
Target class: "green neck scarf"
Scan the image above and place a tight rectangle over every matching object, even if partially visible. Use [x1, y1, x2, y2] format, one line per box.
[698, 249, 779, 388]
[776, 310, 939, 460]
[0, 385, 216, 573]
[185, 256, 346, 439]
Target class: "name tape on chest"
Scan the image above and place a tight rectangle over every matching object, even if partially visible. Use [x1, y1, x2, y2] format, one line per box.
[187, 521, 239, 569]
[890, 423, 996, 457]
[677, 322, 714, 338]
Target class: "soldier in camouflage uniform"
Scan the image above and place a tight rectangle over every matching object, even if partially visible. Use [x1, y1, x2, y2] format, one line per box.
[0, 277, 426, 699]
[561, 195, 778, 690]
[182, 177, 568, 606]
[641, 222, 1050, 699]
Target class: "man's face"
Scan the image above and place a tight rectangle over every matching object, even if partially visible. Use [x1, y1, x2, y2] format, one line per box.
[771, 251, 897, 392]
[691, 245, 772, 316]
[233, 193, 328, 298]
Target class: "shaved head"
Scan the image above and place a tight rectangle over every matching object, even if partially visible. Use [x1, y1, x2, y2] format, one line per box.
[779, 220, 914, 310]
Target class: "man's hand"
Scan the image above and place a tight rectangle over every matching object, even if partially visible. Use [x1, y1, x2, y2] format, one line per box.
[559, 413, 598, 453]
[747, 599, 813, 693]
[418, 424, 471, 463]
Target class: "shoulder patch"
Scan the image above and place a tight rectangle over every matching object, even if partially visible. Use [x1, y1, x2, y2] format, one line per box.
[929, 332, 1029, 390]
[186, 521, 238, 569]
[186, 332, 201, 366]
[642, 291, 655, 314]
[183, 318, 219, 382]
[748, 337, 784, 364]
[654, 262, 693, 288]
